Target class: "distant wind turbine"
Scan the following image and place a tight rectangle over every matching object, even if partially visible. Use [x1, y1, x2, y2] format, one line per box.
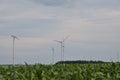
[117, 52, 119, 62]
[54, 35, 70, 62]
[52, 47, 55, 64]
[11, 35, 18, 66]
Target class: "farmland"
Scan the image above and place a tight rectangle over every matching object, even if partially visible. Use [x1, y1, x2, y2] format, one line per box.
[0, 62, 120, 80]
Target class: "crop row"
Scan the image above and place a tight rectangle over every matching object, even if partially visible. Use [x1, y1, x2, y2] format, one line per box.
[0, 63, 120, 80]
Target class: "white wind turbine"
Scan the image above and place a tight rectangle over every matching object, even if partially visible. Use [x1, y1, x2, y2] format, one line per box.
[11, 35, 18, 66]
[54, 35, 70, 62]
[52, 47, 55, 64]
[116, 52, 119, 62]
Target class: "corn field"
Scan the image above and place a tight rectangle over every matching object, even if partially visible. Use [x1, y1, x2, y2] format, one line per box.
[0, 63, 120, 80]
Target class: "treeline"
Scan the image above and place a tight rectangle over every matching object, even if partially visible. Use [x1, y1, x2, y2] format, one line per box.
[56, 60, 108, 64]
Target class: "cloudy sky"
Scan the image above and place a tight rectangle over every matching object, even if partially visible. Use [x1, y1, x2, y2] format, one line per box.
[0, 0, 120, 64]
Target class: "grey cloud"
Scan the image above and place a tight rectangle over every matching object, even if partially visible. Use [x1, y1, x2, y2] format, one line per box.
[73, 0, 120, 11]
[30, 0, 74, 7]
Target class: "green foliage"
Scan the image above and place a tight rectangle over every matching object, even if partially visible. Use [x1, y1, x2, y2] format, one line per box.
[0, 63, 120, 80]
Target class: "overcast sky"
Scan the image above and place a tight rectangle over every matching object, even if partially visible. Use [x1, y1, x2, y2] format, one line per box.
[0, 0, 120, 64]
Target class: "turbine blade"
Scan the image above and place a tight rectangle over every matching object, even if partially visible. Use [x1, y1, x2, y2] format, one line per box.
[54, 40, 62, 43]
[63, 35, 70, 42]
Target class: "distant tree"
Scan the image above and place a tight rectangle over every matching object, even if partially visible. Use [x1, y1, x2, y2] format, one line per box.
[56, 60, 106, 64]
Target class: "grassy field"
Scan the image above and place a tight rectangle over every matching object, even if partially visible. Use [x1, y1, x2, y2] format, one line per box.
[0, 62, 120, 80]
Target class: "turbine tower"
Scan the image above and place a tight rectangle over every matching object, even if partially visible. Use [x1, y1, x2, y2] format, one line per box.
[52, 47, 55, 64]
[11, 35, 18, 66]
[117, 52, 119, 62]
[54, 35, 70, 62]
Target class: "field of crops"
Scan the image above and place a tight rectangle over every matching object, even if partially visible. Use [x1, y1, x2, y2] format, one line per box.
[0, 63, 120, 80]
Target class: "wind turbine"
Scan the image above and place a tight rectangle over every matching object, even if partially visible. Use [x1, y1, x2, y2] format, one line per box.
[52, 47, 55, 64]
[116, 52, 119, 62]
[11, 35, 18, 66]
[54, 35, 70, 62]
